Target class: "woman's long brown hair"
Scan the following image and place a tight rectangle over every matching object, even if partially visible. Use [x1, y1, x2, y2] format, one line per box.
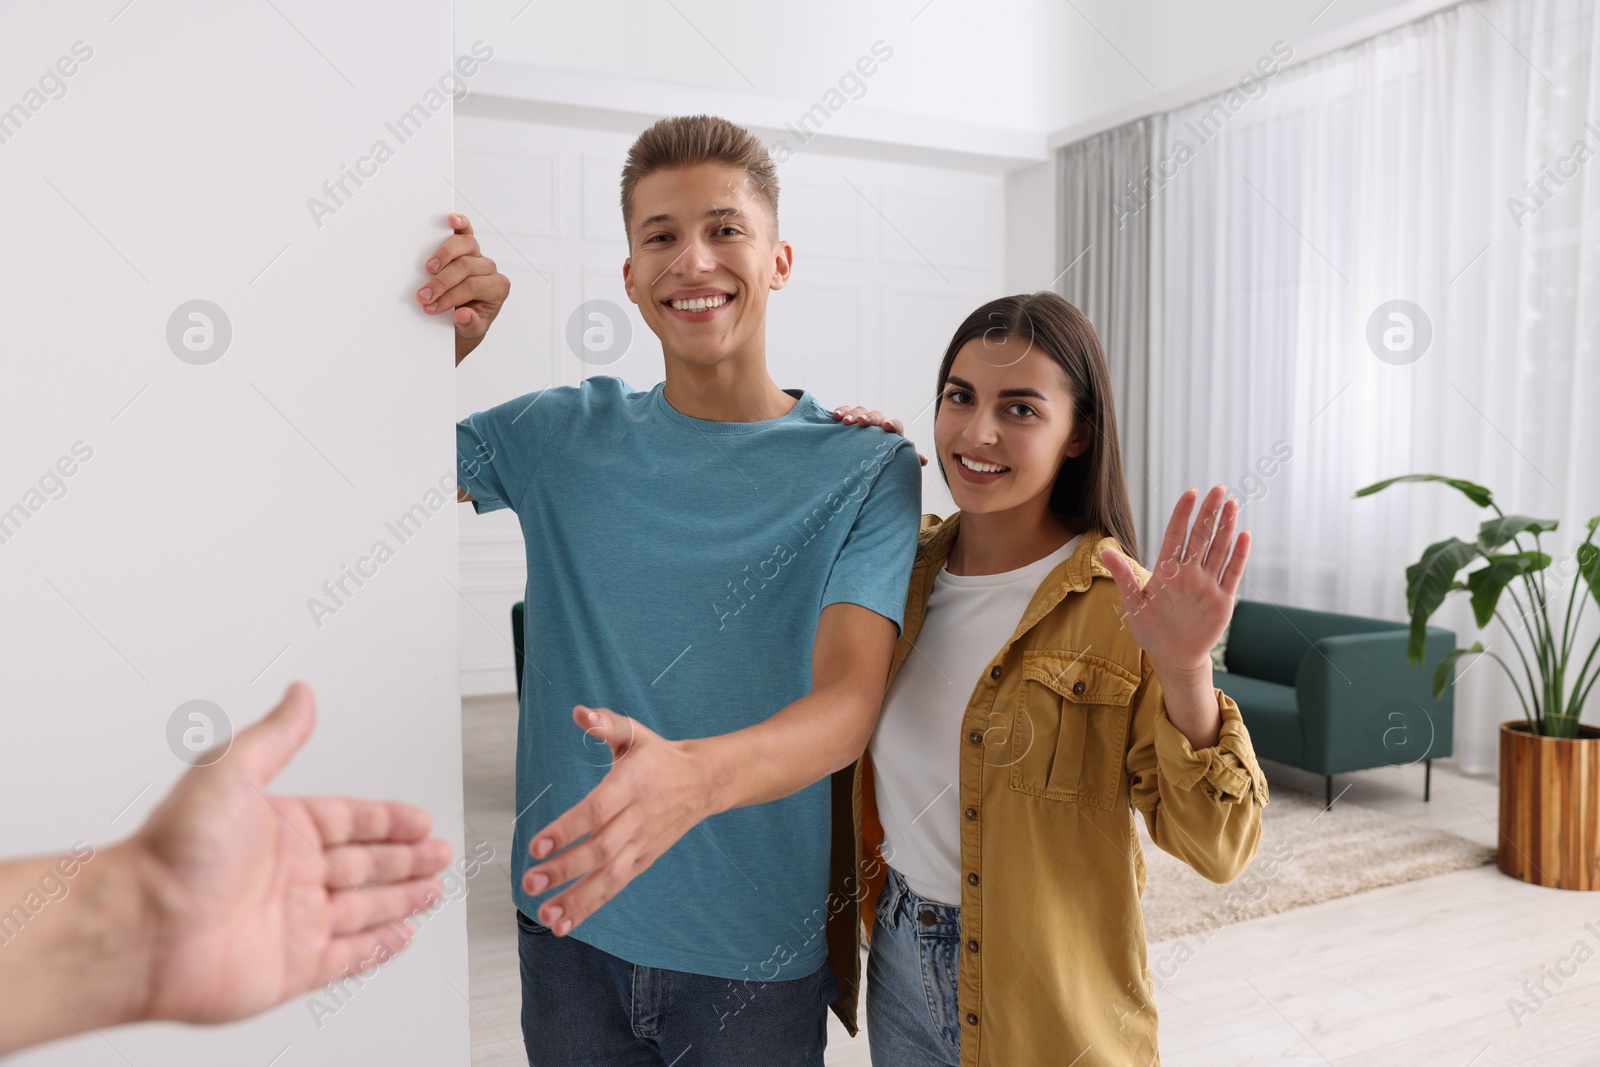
[933, 291, 1141, 563]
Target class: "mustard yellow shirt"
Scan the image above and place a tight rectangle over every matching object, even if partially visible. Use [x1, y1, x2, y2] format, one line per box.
[824, 513, 1271, 1066]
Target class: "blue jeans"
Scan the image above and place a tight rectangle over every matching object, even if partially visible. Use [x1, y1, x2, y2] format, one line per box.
[866, 866, 962, 1067]
[516, 907, 837, 1066]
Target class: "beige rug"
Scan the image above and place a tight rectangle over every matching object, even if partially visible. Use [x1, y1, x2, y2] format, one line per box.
[1136, 785, 1495, 943]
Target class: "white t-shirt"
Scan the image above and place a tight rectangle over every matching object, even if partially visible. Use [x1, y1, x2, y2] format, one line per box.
[868, 533, 1083, 905]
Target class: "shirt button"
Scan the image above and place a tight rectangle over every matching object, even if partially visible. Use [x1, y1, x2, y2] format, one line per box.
[919, 909, 937, 926]
[964, 807, 977, 820]
[1072, 679, 1087, 695]
[966, 1012, 979, 1026]
[967, 872, 979, 886]
[990, 665, 1001, 680]
[968, 731, 983, 746]
[967, 939, 979, 953]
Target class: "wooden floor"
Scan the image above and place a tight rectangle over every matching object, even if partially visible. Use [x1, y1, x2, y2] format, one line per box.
[460, 694, 1599, 1066]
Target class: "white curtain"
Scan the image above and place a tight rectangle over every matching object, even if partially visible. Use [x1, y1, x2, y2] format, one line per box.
[1135, 0, 1600, 774]
[1057, 120, 1158, 560]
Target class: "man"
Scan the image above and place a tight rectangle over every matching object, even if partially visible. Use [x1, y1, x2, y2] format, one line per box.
[419, 115, 921, 1064]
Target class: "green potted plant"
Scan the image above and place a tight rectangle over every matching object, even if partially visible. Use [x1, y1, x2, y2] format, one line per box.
[1356, 474, 1600, 890]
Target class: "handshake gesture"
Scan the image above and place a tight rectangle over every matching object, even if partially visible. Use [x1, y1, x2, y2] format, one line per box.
[0, 684, 452, 1055]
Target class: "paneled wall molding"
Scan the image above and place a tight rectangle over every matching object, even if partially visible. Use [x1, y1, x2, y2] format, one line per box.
[457, 577, 524, 597]
[461, 659, 517, 697]
[460, 532, 527, 548]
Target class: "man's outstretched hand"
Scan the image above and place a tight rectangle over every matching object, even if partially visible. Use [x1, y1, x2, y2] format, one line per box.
[519, 706, 710, 938]
[419, 213, 511, 365]
[0, 682, 453, 1055]
[519, 601, 896, 940]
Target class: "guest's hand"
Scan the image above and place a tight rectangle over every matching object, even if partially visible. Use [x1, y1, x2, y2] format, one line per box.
[0, 683, 452, 1056]
[131, 682, 452, 1023]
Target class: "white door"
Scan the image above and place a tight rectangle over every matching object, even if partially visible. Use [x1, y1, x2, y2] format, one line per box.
[0, 3, 469, 1063]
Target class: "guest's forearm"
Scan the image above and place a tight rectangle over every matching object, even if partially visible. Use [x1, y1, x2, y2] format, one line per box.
[0, 842, 157, 1055]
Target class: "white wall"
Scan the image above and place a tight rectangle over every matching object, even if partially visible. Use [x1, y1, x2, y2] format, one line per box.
[1005, 160, 1057, 292]
[454, 0, 1435, 136]
[0, 3, 468, 1064]
[453, 113, 1003, 694]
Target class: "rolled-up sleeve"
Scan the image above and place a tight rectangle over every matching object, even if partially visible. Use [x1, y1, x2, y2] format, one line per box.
[1154, 691, 1271, 807]
[1128, 679, 1269, 883]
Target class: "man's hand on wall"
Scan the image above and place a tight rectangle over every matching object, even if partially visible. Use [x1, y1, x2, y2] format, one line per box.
[418, 213, 511, 365]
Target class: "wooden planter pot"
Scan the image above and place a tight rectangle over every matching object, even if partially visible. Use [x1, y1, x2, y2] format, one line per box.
[1499, 720, 1600, 890]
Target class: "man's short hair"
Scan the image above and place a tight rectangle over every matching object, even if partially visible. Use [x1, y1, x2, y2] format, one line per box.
[620, 115, 779, 237]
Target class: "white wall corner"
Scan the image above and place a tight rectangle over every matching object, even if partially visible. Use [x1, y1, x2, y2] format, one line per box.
[1005, 160, 1057, 294]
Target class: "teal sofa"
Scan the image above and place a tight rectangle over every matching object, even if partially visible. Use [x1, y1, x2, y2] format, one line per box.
[1217, 600, 1457, 806]
[512, 601, 526, 700]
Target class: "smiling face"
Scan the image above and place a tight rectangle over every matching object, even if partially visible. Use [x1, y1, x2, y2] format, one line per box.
[622, 163, 791, 372]
[934, 333, 1093, 518]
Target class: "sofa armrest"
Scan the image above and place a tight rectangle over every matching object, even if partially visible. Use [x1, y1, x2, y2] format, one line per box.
[1293, 626, 1455, 774]
[512, 600, 526, 703]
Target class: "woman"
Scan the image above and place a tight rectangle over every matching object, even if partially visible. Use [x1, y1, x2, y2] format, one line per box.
[827, 291, 1270, 1066]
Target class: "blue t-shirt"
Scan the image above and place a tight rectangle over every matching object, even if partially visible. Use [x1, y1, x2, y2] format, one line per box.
[455, 376, 920, 980]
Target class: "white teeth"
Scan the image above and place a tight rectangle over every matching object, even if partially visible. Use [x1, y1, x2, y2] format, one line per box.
[959, 454, 1008, 473]
[670, 295, 729, 312]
